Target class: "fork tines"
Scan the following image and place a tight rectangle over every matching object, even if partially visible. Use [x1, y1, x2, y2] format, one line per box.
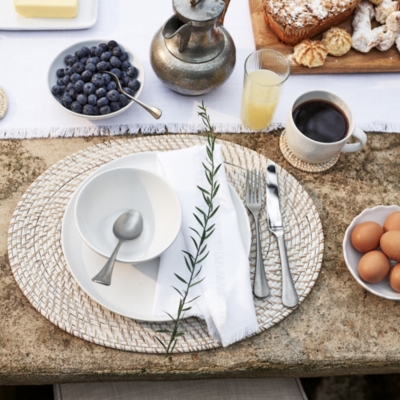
[246, 169, 262, 205]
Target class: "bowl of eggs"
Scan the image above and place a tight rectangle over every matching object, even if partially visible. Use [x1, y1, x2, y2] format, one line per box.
[343, 205, 400, 300]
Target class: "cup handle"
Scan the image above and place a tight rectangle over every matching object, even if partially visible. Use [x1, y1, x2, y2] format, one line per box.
[341, 127, 367, 153]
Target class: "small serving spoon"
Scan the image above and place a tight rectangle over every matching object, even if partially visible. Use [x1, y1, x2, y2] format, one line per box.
[104, 71, 162, 120]
[92, 209, 144, 286]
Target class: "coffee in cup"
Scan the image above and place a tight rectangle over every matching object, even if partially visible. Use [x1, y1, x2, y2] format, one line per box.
[286, 91, 367, 164]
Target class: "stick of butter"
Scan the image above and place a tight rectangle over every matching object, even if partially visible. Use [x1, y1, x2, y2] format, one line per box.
[14, 0, 79, 19]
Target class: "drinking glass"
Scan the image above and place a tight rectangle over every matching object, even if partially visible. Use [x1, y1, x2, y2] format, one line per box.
[241, 49, 290, 131]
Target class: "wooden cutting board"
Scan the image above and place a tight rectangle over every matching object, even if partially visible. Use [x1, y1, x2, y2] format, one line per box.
[249, 0, 400, 74]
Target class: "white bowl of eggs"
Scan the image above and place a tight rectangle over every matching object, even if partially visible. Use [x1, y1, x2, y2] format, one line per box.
[343, 205, 400, 300]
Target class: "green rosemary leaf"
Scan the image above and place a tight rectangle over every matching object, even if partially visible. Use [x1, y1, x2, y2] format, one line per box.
[191, 236, 199, 250]
[155, 337, 167, 348]
[206, 223, 215, 232]
[172, 286, 183, 297]
[165, 312, 176, 321]
[202, 162, 211, 174]
[214, 163, 222, 175]
[184, 257, 192, 272]
[209, 205, 220, 219]
[186, 295, 201, 304]
[197, 186, 210, 195]
[174, 273, 187, 284]
[189, 227, 200, 237]
[190, 277, 205, 287]
[196, 252, 209, 264]
[156, 329, 172, 334]
[193, 213, 204, 228]
[204, 230, 214, 239]
[199, 244, 207, 255]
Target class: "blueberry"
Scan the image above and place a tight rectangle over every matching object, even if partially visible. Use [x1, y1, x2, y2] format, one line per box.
[61, 95, 73, 109]
[87, 57, 100, 65]
[110, 56, 121, 68]
[51, 85, 64, 96]
[81, 46, 90, 57]
[112, 46, 122, 57]
[93, 106, 100, 115]
[64, 66, 73, 76]
[68, 56, 78, 66]
[83, 104, 96, 115]
[71, 101, 82, 113]
[99, 105, 111, 115]
[80, 57, 88, 66]
[128, 79, 141, 91]
[87, 94, 97, 105]
[121, 61, 131, 71]
[107, 89, 120, 102]
[92, 75, 104, 88]
[57, 78, 64, 86]
[68, 88, 77, 99]
[90, 46, 97, 56]
[96, 87, 107, 98]
[66, 82, 74, 91]
[127, 66, 138, 78]
[110, 68, 122, 79]
[110, 101, 120, 112]
[119, 52, 129, 62]
[64, 54, 73, 65]
[107, 81, 117, 91]
[83, 82, 96, 95]
[62, 75, 70, 85]
[56, 68, 65, 78]
[121, 76, 130, 86]
[99, 43, 108, 50]
[108, 40, 118, 49]
[97, 97, 109, 107]
[81, 70, 92, 82]
[71, 73, 82, 83]
[74, 80, 85, 93]
[94, 46, 104, 57]
[72, 62, 85, 74]
[96, 61, 108, 72]
[75, 49, 85, 59]
[85, 63, 96, 73]
[123, 87, 135, 96]
[101, 51, 111, 61]
[102, 73, 111, 84]
[119, 94, 129, 106]
[77, 93, 87, 105]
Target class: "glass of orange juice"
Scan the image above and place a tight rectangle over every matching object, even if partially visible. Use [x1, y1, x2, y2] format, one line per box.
[241, 49, 290, 131]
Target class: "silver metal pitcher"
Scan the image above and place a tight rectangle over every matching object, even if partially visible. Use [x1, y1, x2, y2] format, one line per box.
[150, 0, 236, 96]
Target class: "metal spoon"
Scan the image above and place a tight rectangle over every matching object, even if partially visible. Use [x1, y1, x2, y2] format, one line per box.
[92, 209, 144, 286]
[104, 71, 162, 120]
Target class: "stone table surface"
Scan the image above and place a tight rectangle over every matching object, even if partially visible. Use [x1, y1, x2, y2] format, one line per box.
[1, 132, 400, 385]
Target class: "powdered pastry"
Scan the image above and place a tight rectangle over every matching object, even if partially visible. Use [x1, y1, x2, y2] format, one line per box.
[322, 27, 352, 56]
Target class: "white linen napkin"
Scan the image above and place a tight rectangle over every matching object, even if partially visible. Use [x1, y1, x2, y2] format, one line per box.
[153, 145, 259, 347]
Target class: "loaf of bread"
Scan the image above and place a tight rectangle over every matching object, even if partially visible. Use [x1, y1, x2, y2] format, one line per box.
[263, 0, 360, 46]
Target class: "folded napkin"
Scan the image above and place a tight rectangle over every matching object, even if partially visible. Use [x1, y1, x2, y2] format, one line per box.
[153, 145, 259, 346]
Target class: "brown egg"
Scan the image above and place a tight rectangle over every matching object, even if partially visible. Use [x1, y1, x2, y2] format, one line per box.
[351, 221, 383, 253]
[384, 212, 400, 232]
[380, 230, 400, 262]
[358, 250, 390, 283]
[389, 264, 400, 292]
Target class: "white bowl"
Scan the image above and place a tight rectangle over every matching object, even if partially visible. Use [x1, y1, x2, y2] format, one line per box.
[74, 167, 181, 263]
[48, 39, 144, 120]
[343, 205, 400, 300]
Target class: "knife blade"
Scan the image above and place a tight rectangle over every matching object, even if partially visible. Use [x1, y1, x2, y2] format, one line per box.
[266, 161, 299, 308]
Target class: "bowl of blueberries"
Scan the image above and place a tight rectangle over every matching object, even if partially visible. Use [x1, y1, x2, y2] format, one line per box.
[48, 39, 143, 119]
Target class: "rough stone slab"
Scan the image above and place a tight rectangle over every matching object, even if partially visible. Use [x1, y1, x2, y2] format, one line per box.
[1, 132, 400, 385]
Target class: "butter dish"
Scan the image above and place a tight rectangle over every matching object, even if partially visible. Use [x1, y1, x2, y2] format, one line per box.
[0, 0, 97, 30]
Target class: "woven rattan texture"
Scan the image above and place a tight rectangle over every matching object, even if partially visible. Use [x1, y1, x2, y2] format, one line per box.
[0, 87, 8, 119]
[8, 135, 324, 353]
[280, 131, 340, 173]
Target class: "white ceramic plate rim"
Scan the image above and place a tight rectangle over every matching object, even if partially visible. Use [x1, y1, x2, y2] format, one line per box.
[0, 0, 98, 30]
[343, 204, 400, 300]
[47, 39, 144, 120]
[61, 152, 251, 321]
[74, 166, 182, 263]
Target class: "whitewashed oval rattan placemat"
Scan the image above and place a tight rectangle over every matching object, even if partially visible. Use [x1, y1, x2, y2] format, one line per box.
[8, 135, 324, 353]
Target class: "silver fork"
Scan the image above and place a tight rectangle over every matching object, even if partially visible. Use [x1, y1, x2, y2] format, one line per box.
[246, 169, 270, 299]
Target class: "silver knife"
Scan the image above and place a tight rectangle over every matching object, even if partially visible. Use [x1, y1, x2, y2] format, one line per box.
[265, 161, 299, 308]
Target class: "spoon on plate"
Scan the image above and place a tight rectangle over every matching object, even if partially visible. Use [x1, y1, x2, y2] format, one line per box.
[104, 71, 162, 120]
[92, 209, 144, 286]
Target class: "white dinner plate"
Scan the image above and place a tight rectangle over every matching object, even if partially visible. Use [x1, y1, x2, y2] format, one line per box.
[61, 152, 251, 322]
[0, 0, 98, 31]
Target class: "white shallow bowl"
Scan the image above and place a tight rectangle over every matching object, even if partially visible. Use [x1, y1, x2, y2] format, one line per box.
[343, 205, 400, 300]
[75, 167, 181, 263]
[48, 39, 144, 120]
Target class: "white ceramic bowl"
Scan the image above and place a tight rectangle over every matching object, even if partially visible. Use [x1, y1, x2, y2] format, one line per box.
[74, 167, 181, 263]
[343, 205, 400, 300]
[48, 39, 144, 120]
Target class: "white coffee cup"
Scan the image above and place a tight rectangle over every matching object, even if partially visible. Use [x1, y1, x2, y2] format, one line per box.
[286, 91, 367, 164]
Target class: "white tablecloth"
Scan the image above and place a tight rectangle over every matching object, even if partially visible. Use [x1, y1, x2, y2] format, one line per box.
[1, 0, 400, 138]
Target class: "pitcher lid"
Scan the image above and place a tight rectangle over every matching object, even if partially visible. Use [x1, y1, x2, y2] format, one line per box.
[173, 0, 225, 22]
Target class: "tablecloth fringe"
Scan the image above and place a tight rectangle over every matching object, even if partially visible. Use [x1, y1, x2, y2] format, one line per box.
[0, 122, 286, 139]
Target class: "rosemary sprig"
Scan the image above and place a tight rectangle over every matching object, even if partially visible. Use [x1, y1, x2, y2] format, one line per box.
[156, 102, 221, 356]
